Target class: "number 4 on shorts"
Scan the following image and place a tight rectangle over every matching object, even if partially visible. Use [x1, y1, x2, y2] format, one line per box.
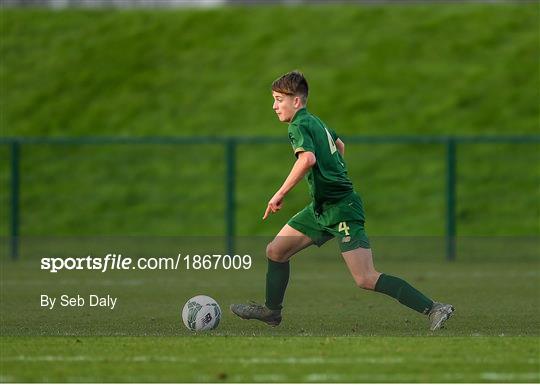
[338, 221, 350, 236]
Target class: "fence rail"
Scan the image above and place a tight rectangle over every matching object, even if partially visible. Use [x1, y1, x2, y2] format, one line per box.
[2, 135, 539, 260]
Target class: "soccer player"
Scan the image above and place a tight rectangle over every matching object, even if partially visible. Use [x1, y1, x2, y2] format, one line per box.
[230, 71, 454, 331]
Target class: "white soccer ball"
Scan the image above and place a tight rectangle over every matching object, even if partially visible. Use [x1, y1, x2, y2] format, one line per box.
[182, 295, 221, 331]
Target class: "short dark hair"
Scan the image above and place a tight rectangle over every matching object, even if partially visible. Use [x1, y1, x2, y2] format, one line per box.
[271, 70, 309, 105]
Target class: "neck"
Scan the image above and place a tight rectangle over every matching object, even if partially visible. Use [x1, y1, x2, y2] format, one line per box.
[288, 106, 306, 122]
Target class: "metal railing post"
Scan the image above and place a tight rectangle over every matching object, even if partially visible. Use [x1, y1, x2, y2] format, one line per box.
[225, 139, 236, 255]
[445, 139, 457, 261]
[10, 141, 20, 260]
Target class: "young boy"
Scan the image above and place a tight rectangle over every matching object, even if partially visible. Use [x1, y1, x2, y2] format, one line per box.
[230, 71, 454, 330]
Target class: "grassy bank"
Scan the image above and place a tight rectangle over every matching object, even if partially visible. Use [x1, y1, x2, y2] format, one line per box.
[0, 4, 538, 236]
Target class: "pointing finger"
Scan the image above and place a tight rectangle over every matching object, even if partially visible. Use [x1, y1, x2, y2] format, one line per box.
[263, 205, 271, 220]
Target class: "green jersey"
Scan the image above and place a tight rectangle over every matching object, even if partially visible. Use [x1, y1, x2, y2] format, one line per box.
[287, 107, 354, 209]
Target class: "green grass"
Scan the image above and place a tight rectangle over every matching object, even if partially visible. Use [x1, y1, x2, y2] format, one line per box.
[2, 5, 538, 137]
[1, 337, 539, 382]
[0, 4, 539, 237]
[2, 250, 539, 336]
[1, 252, 539, 382]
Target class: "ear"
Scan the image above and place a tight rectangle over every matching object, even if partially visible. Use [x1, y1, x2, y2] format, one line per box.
[293, 96, 303, 108]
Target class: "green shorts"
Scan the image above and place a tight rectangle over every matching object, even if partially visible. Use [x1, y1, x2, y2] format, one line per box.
[287, 191, 370, 252]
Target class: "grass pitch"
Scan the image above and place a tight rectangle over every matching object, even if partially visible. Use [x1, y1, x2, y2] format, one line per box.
[1, 253, 539, 382]
[2, 337, 538, 383]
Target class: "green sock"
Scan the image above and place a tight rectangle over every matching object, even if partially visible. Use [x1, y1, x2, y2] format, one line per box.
[265, 259, 290, 311]
[374, 273, 434, 314]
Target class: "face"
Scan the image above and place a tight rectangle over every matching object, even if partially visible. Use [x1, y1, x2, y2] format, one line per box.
[272, 91, 303, 123]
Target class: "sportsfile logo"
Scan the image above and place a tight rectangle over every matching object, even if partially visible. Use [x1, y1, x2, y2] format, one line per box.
[40, 253, 253, 273]
[40, 253, 181, 273]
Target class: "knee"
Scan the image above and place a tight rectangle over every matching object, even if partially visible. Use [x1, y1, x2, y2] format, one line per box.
[266, 242, 289, 263]
[353, 273, 380, 290]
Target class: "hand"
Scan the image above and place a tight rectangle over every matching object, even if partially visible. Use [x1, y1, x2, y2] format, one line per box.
[262, 191, 285, 220]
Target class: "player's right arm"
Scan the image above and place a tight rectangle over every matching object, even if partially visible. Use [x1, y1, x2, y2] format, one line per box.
[263, 151, 316, 220]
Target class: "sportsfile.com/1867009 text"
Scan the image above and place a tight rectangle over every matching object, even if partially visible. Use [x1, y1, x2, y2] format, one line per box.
[40, 253, 253, 273]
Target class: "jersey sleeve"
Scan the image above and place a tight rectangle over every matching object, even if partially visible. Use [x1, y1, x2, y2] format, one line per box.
[288, 122, 315, 156]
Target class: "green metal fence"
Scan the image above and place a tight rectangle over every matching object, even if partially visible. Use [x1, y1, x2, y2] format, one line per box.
[1, 135, 539, 261]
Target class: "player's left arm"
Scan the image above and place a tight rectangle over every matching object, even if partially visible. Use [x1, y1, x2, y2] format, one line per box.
[335, 138, 345, 156]
[263, 151, 316, 220]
